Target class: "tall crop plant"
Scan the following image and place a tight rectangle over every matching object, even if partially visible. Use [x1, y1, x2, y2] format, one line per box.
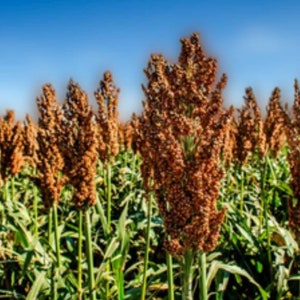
[219, 86, 292, 299]
[136, 33, 233, 300]
[284, 80, 300, 245]
[94, 71, 127, 299]
[280, 79, 300, 298]
[36, 85, 67, 298]
[60, 80, 99, 300]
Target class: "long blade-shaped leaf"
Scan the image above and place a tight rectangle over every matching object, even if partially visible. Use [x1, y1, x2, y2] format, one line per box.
[26, 271, 47, 300]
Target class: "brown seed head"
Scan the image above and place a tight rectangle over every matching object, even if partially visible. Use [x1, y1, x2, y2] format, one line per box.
[233, 88, 265, 164]
[264, 87, 287, 157]
[22, 114, 39, 168]
[36, 84, 66, 207]
[136, 33, 231, 255]
[0, 110, 25, 184]
[61, 80, 99, 209]
[94, 71, 120, 162]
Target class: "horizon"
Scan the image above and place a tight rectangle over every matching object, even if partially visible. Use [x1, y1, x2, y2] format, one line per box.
[1, 0, 300, 121]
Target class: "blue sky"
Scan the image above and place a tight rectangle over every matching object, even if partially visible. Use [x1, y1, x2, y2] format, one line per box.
[1, 0, 300, 120]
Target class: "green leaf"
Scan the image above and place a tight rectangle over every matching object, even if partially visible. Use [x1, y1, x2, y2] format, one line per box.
[207, 261, 268, 299]
[26, 271, 47, 300]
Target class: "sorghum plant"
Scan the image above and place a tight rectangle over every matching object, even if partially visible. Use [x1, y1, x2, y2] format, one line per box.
[36, 84, 66, 210]
[284, 79, 300, 245]
[228, 88, 287, 283]
[221, 116, 238, 165]
[118, 120, 135, 151]
[0, 110, 25, 185]
[263, 88, 287, 158]
[94, 71, 120, 162]
[36, 84, 66, 298]
[94, 71, 121, 230]
[22, 114, 39, 169]
[94, 71, 128, 299]
[62, 80, 98, 209]
[136, 33, 232, 300]
[224, 87, 286, 165]
[61, 80, 99, 300]
[233, 88, 265, 165]
[22, 114, 40, 237]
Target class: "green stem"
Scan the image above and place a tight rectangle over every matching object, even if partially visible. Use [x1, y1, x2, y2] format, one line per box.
[107, 163, 112, 230]
[266, 214, 272, 279]
[11, 177, 15, 202]
[182, 248, 194, 300]
[48, 205, 56, 300]
[166, 252, 175, 300]
[84, 208, 96, 300]
[117, 269, 124, 300]
[141, 193, 152, 300]
[78, 210, 83, 300]
[261, 157, 272, 281]
[51, 263, 57, 300]
[105, 163, 112, 299]
[48, 206, 53, 247]
[240, 165, 244, 214]
[130, 152, 137, 183]
[4, 181, 8, 201]
[199, 252, 207, 300]
[53, 202, 61, 268]
[33, 186, 39, 238]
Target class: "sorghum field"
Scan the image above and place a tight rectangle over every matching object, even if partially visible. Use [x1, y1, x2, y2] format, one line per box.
[1, 33, 300, 300]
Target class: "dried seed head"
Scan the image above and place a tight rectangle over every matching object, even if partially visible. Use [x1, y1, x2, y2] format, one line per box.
[221, 117, 238, 164]
[136, 33, 231, 255]
[0, 110, 25, 184]
[61, 80, 99, 209]
[264, 87, 286, 157]
[233, 88, 265, 164]
[94, 71, 120, 162]
[22, 114, 39, 168]
[118, 120, 135, 150]
[224, 87, 287, 166]
[36, 84, 66, 207]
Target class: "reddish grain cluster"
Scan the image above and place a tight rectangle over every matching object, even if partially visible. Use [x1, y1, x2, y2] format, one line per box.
[36, 84, 66, 207]
[61, 80, 99, 209]
[223, 87, 286, 165]
[95, 71, 120, 162]
[135, 33, 232, 256]
[0, 111, 24, 184]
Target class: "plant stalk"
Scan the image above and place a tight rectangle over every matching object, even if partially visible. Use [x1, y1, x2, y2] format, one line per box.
[199, 251, 207, 300]
[33, 186, 39, 238]
[166, 251, 175, 300]
[84, 208, 96, 300]
[78, 209, 83, 300]
[107, 163, 112, 231]
[3, 181, 9, 202]
[182, 248, 194, 300]
[105, 163, 112, 298]
[11, 177, 15, 202]
[53, 202, 61, 268]
[117, 269, 125, 300]
[240, 165, 244, 214]
[48, 206, 53, 246]
[262, 156, 273, 281]
[141, 193, 152, 300]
